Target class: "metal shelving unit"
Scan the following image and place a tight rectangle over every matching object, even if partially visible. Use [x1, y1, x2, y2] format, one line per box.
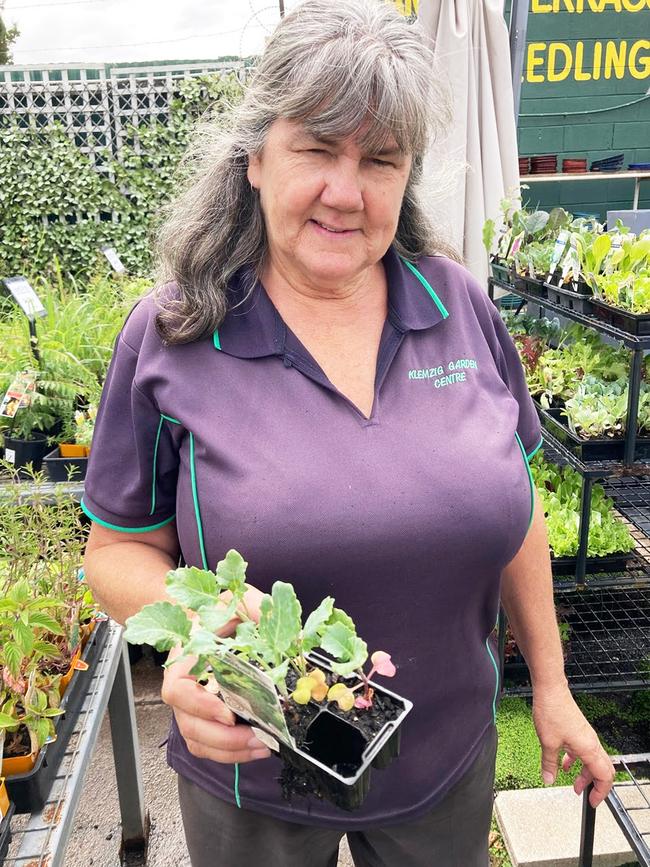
[521, 169, 650, 211]
[502, 586, 650, 697]
[2, 622, 149, 867]
[579, 755, 650, 867]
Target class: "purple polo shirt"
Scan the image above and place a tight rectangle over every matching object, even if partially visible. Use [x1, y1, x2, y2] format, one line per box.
[82, 247, 542, 828]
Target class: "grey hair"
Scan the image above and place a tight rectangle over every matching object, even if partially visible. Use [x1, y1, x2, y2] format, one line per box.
[154, 0, 457, 344]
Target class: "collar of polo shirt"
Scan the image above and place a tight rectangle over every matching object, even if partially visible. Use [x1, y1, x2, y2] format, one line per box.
[213, 245, 449, 358]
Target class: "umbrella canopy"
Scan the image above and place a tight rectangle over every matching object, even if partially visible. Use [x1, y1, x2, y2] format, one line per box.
[420, 0, 520, 286]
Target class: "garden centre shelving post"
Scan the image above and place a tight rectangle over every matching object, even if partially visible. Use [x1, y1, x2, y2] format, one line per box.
[578, 755, 650, 867]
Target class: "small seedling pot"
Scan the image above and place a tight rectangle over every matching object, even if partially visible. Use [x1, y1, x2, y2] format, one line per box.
[490, 260, 514, 288]
[1, 750, 38, 778]
[43, 446, 88, 482]
[544, 282, 593, 315]
[275, 651, 413, 812]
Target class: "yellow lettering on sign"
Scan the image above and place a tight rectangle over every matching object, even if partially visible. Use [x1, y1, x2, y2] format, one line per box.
[604, 40, 627, 78]
[548, 43, 573, 80]
[531, 0, 553, 9]
[527, 43, 547, 81]
[621, 0, 649, 10]
[629, 39, 650, 78]
[574, 41, 592, 79]
[596, 0, 622, 9]
[592, 42, 603, 79]
[556, 0, 575, 10]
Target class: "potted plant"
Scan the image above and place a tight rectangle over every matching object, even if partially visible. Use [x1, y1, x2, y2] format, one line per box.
[0, 374, 60, 475]
[124, 550, 413, 811]
[43, 403, 97, 482]
[591, 234, 650, 334]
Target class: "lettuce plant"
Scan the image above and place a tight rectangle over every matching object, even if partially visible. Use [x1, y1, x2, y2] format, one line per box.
[531, 456, 635, 558]
[124, 550, 395, 711]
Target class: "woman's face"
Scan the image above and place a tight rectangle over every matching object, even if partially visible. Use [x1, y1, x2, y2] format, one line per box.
[247, 118, 412, 290]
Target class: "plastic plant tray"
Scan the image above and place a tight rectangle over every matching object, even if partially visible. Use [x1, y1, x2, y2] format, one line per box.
[5, 620, 109, 813]
[537, 405, 650, 462]
[276, 650, 413, 812]
[551, 552, 634, 576]
[591, 298, 650, 336]
[544, 282, 593, 315]
[42, 447, 88, 482]
[513, 273, 547, 299]
[490, 261, 514, 287]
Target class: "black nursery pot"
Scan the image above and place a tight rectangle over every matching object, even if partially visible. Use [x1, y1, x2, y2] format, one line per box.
[0, 801, 15, 863]
[277, 652, 413, 812]
[2, 432, 49, 474]
[43, 446, 88, 482]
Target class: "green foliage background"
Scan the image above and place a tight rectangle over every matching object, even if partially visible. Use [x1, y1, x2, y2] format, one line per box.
[0, 72, 245, 281]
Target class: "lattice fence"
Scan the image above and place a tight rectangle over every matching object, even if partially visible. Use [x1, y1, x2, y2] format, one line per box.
[0, 60, 248, 175]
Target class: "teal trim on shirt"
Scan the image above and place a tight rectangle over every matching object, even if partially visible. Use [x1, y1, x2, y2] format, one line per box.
[400, 257, 450, 319]
[80, 498, 175, 533]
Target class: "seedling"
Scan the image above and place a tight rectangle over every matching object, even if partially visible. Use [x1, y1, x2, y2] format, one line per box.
[124, 550, 395, 712]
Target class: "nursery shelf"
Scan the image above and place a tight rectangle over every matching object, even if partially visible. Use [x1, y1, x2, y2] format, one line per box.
[2, 622, 149, 867]
[0, 477, 84, 504]
[489, 277, 650, 350]
[503, 586, 650, 696]
[538, 427, 650, 481]
[579, 755, 650, 867]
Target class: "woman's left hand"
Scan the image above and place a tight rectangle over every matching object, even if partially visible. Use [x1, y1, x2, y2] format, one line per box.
[532, 683, 615, 808]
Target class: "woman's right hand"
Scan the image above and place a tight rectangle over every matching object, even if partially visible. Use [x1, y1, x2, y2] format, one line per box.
[160, 583, 272, 764]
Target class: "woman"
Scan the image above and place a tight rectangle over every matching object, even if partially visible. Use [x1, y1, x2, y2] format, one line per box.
[82, 2, 614, 865]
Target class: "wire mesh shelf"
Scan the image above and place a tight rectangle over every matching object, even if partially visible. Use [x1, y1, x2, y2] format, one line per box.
[503, 586, 650, 695]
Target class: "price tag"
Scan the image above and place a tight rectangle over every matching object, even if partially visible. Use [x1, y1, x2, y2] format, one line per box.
[2, 276, 46, 320]
[100, 246, 126, 274]
[548, 230, 570, 282]
[0, 371, 35, 418]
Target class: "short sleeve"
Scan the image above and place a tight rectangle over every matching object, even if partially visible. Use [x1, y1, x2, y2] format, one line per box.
[489, 308, 543, 460]
[81, 331, 180, 532]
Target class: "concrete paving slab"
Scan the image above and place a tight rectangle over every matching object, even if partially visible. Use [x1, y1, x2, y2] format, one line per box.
[495, 787, 636, 867]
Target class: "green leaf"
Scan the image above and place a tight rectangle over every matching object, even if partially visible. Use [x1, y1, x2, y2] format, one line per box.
[124, 602, 192, 651]
[34, 718, 51, 747]
[302, 596, 334, 652]
[184, 628, 219, 658]
[267, 658, 290, 687]
[196, 598, 238, 633]
[320, 622, 368, 674]
[42, 707, 65, 718]
[215, 549, 248, 597]
[33, 641, 61, 659]
[13, 619, 34, 656]
[328, 608, 356, 632]
[0, 712, 17, 727]
[165, 566, 218, 610]
[27, 612, 65, 635]
[258, 581, 302, 659]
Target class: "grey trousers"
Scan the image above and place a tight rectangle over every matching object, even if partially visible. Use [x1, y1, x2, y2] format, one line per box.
[178, 725, 497, 867]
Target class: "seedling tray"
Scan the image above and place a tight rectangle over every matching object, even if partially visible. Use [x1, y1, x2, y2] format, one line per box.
[551, 552, 633, 575]
[591, 298, 650, 336]
[490, 261, 514, 287]
[5, 620, 109, 813]
[513, 273, 547, 299]
[544, 282, 593, 315]
[537, 405, 650, 462]
[276, 651, 412, 812]
[42, 447, 88, 482]
[0, 801, 15, 862]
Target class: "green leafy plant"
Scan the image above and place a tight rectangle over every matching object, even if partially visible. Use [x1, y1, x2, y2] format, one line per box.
[124, 550, 395, 712]
[530, 455, 635, 558]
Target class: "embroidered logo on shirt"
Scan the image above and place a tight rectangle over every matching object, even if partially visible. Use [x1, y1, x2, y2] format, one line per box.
[408, 358, 478, 389]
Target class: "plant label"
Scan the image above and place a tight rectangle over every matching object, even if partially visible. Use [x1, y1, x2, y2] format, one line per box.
[100, 246, 126, 274]
[0, 372, 36, 418]
[4, 448, 15, 465]
[2, 277, 46, 321]
[208, 654, 296, 749]
[549, 230, 570, 282]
